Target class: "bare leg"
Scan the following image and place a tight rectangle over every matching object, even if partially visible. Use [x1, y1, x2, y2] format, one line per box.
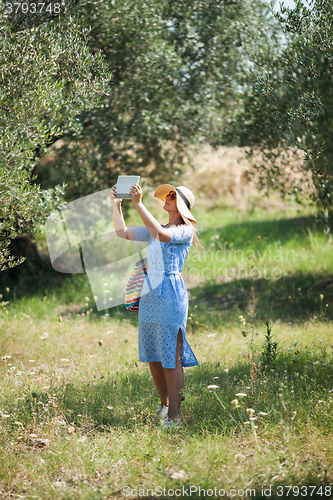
[149, 362, 168, 406]
[164, 328, 184, 420]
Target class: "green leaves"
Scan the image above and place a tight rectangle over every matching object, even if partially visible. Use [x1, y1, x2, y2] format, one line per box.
[0, 11, 111, 270]
[228, 0, 333, 223]
[41, 0, 278, 199]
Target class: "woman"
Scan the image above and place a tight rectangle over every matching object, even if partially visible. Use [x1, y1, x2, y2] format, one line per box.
[110, 182, 200, 428]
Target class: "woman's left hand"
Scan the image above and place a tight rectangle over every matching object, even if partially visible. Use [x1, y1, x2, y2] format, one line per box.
[130, 184, 143, 205]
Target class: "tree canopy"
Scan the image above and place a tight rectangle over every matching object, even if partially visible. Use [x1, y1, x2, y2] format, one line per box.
[37, 0, 280, 199]
[229, 0, 333, 222]
[0, 11, 111, 270]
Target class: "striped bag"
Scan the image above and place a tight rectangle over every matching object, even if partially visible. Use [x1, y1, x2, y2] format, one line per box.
[124, 257, 148, 312]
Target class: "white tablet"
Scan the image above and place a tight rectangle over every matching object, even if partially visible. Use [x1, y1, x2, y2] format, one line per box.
[115, 175, 140, 198]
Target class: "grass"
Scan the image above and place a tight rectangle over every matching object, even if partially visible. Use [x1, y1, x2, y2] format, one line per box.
[0, 181, 333, 499]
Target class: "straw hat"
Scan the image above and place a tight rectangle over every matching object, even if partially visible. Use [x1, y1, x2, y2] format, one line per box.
[154, 184, 196, 222]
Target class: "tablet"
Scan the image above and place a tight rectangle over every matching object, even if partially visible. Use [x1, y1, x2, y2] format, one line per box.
[115, 175, 140, 198]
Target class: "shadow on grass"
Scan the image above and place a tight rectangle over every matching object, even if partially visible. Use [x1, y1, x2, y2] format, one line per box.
[189, 271, 333, 325]
[1, 213, 332, 328]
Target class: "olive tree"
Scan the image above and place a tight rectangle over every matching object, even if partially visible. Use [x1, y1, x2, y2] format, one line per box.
[37, 0, 281, 199]
[0, 10, 111, 271]
[228, 0, 333, 223]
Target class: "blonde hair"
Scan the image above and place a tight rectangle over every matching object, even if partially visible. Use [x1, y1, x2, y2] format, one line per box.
[180, 215, 204, 251]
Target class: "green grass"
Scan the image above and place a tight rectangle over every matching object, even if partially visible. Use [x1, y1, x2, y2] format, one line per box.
[0, 191, 333, 499]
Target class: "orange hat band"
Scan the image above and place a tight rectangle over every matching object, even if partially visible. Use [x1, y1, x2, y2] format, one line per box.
[176, 188, 191, 210]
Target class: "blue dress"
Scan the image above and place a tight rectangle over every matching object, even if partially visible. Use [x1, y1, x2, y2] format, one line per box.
[133, 225, 199, 369]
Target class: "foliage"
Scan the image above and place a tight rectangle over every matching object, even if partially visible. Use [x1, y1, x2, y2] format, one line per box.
[37, 0, 282, 199]
[0, 10, 111, 270]
[227, 0, 333, 224]
[261, 321, 279, 365]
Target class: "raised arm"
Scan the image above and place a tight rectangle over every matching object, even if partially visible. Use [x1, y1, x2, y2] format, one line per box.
[110, 186, 136, 240]
[130, 184, 171, 243]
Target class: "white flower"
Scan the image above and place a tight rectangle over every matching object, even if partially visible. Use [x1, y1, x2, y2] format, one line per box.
[235, 393, 247, 397]
[207, 384, 219, 389]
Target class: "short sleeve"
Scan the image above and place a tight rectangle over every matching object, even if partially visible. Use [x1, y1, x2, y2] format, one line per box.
[133, 226, 151, 242]
[169, 226, 193, 245]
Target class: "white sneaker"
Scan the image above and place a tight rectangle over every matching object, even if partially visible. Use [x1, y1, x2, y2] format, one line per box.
[154, 404, 169, 421]
[159, 416, 182, 429]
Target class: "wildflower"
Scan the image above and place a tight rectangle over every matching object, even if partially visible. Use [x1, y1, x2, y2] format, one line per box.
[85, 297, 90, 302]
[235, 393, 247, 397]
[258, 412, 268, 416]
[320, 294, 324, 300]
[231, 399, 240, 408]
[40, 333, 49, 340]
[60, 358, 71, 363]
[170, 470, 186, 480]
[244, 421, 250, 425]
[6, 287, 9, 293]
[207, 333, 216, 337]
[207, 385, 219, 389]
[246, 408, 255, 418]
[67, 426, 75, 434]
[249, 417, 257, 421]
[107, 406, 113, 410]
[224, 368, 229, 373]
[108, 330, 113, 335]
[239, 315, 246, 325]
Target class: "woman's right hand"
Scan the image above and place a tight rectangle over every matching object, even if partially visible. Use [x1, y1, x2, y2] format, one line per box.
[110, 185, 122, 204]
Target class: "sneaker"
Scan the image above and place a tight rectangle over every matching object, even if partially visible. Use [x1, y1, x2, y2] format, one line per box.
[159, 416, 182, 429]
[154, 404, 169, 422]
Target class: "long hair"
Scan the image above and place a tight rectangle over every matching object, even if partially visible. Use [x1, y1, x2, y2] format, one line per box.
[180, 215, 204, 251]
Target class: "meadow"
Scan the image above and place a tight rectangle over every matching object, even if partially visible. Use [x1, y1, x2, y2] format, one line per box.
[0, 156, 333, 500]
